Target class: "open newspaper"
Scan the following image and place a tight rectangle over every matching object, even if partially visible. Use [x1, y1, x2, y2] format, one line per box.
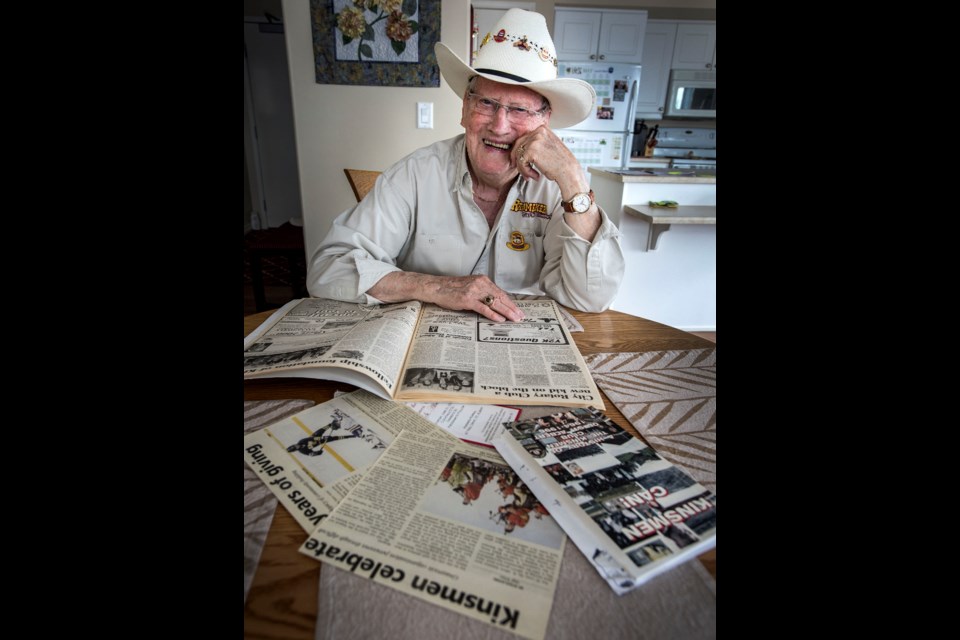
[244, 298, 603, 408]
[243, 390, 446, 531]
[299, 427, 567, 640]
[492, 407, 716, 595]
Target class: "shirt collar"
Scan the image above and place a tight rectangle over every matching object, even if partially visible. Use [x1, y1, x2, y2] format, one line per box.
[455, 136, 470, 193]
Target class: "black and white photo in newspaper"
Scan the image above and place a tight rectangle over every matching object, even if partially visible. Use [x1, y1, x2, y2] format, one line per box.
[243, 390, 445, 532]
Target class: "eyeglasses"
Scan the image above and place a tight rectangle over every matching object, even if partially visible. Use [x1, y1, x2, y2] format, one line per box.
[466, 93, 547, 123]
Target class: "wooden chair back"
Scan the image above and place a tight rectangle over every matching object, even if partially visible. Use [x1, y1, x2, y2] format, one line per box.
[343, 169, 382, 203]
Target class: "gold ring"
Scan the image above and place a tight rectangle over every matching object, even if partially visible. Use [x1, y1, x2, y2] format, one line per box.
[519, 144, 526, 153]
[482, 294, 496, 306]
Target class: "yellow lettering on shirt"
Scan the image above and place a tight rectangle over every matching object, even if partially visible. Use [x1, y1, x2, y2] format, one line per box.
[510, 199, 551, 219]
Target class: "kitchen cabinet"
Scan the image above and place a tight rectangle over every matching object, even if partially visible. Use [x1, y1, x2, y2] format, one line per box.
[672, 22, 716, 70]
[554, 9, 648, 64]
[634, 20, 678, 119]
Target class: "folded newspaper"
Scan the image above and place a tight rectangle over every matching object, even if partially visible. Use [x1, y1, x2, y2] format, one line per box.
[492, 407, 716, 595]
[245, 298, 603, 408]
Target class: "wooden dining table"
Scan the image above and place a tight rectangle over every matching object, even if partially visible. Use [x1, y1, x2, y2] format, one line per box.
[244, 306, 716, 640]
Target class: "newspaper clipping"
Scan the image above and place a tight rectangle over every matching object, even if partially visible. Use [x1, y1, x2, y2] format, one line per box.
[243, 390, 444, 532]
[300, 428, 567, 640]
[493, 407, 717, 595]
[399, 300, 603, 408]
[405, 402, 521, 446]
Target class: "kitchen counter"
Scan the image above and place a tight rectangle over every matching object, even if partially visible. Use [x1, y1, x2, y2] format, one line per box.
[589, 168, 716, 228]
[624, 204, 716, 251]
[590, 167, 717, 184]
[625, 204, 717, 225]
[589, 167, 716, 331]
[627, 156, 671, 168]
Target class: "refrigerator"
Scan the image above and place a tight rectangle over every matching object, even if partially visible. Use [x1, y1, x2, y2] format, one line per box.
[554, 63, 642, 178]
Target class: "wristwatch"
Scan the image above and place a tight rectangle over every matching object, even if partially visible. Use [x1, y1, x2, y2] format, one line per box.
[561, 190, 594, 214]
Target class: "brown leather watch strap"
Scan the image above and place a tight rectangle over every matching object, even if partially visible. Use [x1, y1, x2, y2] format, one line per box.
[561, 189, 594, 213]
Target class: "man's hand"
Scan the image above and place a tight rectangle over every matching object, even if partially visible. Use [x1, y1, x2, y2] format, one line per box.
[512, 125, 582, 187]
[368, 272, 525, 322]
[512, 125, 602, 242]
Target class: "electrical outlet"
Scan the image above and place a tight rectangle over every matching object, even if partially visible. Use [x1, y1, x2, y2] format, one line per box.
[417, 102, 433, 129]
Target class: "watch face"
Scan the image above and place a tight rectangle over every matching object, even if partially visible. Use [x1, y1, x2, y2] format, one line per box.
[573, 193, 591, 212]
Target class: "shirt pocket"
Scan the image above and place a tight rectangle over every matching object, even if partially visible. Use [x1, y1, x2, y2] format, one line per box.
[499, 225, 544, 292]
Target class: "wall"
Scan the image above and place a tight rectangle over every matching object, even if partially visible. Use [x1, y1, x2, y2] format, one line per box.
[282, 0, 470, 261]
[614, 219, 716, 330]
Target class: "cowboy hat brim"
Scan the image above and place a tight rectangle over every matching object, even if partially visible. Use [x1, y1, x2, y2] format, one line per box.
[436, 43, 596, 130]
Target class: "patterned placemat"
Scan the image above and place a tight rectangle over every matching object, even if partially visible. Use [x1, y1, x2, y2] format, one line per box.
[585, 348, 716, 494]
[315, 537, 715, 640]
[244, 399, 315, 603]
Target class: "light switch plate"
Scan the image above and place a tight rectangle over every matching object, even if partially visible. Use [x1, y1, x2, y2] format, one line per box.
[417, 102, 433, 129]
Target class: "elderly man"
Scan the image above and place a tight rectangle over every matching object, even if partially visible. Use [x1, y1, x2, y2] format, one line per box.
[307, 9, 625, 322]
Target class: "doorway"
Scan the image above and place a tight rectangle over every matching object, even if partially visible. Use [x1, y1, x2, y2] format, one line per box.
[244, 16, 303, 231]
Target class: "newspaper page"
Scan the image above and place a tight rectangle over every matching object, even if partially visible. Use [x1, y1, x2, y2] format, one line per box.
[511, 294, 584, 332]
[396, 299, 604, 409]
[493, 407, 717, 595]
[243, 390, 444, 532]
[405, 402, 520, 446]
[299, 428, 567, 640]
[243, 298, 422, 399]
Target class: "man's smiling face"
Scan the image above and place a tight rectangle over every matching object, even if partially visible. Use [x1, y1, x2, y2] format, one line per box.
[461, 77, 550, 185]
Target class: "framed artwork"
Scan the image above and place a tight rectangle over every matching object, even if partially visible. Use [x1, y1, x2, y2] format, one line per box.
[310, 0, 441, 87]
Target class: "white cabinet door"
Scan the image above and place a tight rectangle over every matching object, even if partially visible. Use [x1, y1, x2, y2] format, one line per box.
[672, 23, 716, 70]
[634, 21, 677, 118]
[554, 10, 602, 61]
[555, 9, 647, 63]
[597, 11, 648, 63]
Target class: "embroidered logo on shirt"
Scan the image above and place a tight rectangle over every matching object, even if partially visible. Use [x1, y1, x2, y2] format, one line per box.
[507, 231, 530, 251]
[510, 198, 551, 219]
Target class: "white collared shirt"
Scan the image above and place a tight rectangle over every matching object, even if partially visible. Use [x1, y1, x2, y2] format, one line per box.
[307, 135, 625, 312]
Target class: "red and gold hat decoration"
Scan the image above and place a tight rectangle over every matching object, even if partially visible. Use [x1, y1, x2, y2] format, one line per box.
[479, 29, 558, 68]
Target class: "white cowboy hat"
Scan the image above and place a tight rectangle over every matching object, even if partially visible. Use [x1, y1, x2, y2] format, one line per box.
[435, 9, 595, 129]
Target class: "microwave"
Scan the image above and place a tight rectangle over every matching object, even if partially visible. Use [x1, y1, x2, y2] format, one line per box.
[665, 70, 716, 118]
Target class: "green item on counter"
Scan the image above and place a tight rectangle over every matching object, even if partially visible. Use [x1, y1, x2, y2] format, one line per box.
[649, 200, 678, 208]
